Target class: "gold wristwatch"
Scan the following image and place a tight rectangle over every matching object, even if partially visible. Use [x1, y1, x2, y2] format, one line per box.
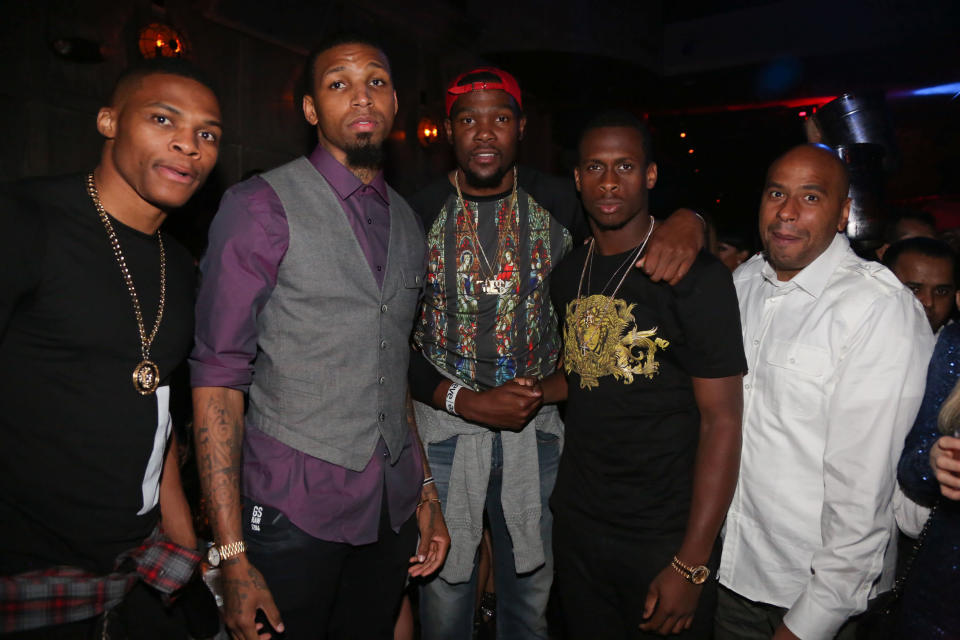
[671, 555, 710, 585]
[206, 540, 246, 567]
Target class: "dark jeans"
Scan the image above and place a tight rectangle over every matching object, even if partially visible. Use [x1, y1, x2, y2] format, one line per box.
[553, 512, 718, 640]
[244, 493, 418, 640]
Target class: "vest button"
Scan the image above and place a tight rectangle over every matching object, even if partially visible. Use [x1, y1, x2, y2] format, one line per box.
[378, 376, 385, 385]
[381, 304, 388, 313]
[378, 412, 386, 422]
[380, 340, 388, 350]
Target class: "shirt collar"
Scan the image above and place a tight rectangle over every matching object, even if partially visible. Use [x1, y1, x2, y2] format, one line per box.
[308, 145, 389, 204]
[760, 233, 850, 298]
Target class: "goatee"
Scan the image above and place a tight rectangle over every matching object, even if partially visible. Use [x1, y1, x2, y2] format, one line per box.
[345, 134, 384, 170]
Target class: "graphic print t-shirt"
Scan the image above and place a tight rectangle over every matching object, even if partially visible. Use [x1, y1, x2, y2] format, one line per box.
[550, 245, 746, 533]
[410, 166, 586, 389]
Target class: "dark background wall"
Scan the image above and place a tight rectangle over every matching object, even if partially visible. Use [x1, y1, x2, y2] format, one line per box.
[2, 0, 958, 253]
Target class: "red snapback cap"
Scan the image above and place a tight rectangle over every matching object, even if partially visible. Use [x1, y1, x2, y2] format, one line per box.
[445, 67, 523, 116]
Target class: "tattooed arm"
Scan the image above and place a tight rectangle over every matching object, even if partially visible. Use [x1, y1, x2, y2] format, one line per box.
[405, 391, 450, 577]
[193, 386, 283, 640]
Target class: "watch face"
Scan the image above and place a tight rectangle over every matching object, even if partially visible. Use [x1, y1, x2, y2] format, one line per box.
[691, 566, 710, 585]
[207, 546, 221, 567]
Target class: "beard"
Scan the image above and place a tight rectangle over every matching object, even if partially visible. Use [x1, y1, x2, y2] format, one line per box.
[344, 133, 384, 170]
[462, 163, 513, 191]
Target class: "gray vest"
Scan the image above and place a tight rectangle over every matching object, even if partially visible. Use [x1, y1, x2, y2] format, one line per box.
[248, 157, 424, 471]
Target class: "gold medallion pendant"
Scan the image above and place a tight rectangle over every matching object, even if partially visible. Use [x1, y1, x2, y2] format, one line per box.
[132, 360, 161, 395]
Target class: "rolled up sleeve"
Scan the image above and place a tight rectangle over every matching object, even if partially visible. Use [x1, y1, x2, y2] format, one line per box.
[188, 177, 288, 391]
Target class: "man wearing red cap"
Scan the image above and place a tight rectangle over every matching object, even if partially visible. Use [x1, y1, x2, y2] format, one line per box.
[408, 67, 706, 639]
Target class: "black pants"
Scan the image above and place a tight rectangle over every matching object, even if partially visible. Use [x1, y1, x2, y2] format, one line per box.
[244, 494, 418, 640]
[553, 512, 718, 640]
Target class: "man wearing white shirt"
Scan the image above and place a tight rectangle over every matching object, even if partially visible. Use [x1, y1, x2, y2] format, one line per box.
[715, 144, 935, 640]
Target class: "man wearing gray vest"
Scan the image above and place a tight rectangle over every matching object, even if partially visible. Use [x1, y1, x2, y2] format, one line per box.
[190, 35, 449, 640]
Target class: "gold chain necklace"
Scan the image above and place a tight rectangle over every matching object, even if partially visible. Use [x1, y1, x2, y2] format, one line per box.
[453, 167, 518, 295]
[86, 173, 166, 395]
[572, 216, 655, 356]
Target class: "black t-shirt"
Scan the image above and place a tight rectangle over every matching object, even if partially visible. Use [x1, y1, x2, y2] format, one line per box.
[0, 174, 196, 574]
[549, 244, 746, 535]
[407, 165, 589, 398]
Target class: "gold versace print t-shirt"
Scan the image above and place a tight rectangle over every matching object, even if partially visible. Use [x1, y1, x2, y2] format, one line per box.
[549, 245, 746, 532]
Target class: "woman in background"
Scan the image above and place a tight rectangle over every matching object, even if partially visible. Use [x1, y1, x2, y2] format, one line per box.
[896, 320, 960, 637]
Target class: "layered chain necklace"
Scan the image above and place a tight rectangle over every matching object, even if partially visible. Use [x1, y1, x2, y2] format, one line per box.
[453, 167, 518, 296]
[572, 216, 655, 355]
[86, 173, 166, 395]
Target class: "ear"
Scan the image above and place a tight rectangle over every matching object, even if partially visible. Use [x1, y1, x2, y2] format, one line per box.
[302, 95, 319, 126]
[573, 167, 581, 192]
[955, 289, 960, 312]
[838, 197, 851, 232]
[444, 118, 453, 143]
[646, 162, 658, 189]
[96, 107, 117, 139]
[517, 114, 527, 142]
[392, 90, 398, 117]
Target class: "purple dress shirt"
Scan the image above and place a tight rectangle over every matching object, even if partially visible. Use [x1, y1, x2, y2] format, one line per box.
[190, 146, 422, 544]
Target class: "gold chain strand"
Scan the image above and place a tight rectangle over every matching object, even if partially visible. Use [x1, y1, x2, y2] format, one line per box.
[453, 167, 518, 294]
[572, 216, 655, 355]
[85, 173, 166, 395]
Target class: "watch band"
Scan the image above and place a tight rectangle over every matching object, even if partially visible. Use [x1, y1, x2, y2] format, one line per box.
[218, 540, 246, 562]
[670, 555, 710, 585]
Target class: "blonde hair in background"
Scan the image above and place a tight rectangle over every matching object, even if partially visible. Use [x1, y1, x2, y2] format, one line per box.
[937, 376, 960, 436]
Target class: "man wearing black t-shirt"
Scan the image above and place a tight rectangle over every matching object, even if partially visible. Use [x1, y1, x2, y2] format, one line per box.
[0, 59, 221, 637]
[549, 111, 746, 639]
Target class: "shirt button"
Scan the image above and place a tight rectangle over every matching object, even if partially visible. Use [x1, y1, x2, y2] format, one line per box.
[744, 383, 751, 390]
[380, 340, 388, 350]
[752, 339, 759, 346]
[367, 217, 373, 224]
[378, 412, 386, 422]
[378, 376, 386, 385]
[789, 357, 796, 364]
[381, 304, 388, 313]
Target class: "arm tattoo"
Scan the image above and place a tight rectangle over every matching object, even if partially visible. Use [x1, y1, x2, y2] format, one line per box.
[194, 392, 245, 540]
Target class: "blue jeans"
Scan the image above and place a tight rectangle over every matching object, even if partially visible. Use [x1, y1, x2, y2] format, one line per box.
[419, 431, 560, 640]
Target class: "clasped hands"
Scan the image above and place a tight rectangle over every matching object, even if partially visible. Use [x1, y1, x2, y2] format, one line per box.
[457, 377, 543, 431]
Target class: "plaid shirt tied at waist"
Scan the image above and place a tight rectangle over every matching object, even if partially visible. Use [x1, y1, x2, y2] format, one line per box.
[0, 528, 201, 633]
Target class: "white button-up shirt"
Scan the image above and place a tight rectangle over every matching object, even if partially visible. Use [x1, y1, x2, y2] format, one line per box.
[720, 234, 934, 640]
